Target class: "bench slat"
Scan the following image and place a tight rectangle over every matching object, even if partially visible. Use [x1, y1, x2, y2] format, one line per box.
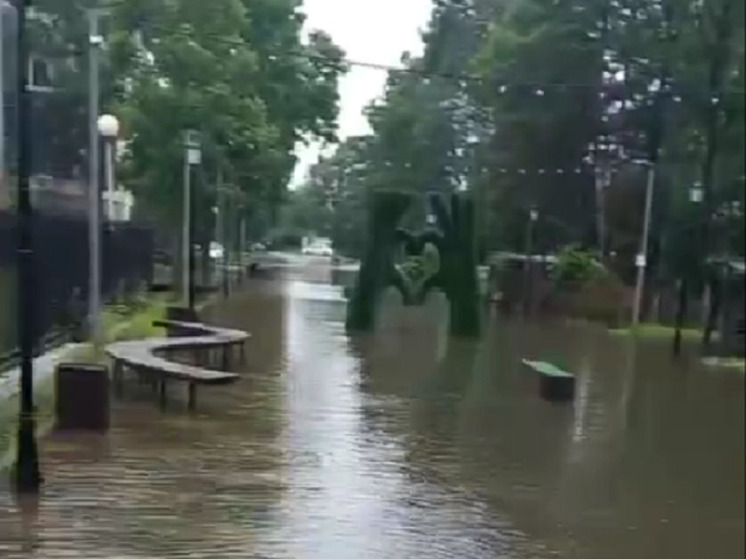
[105, 320, 248, 387]
[522, 359, 573, 378]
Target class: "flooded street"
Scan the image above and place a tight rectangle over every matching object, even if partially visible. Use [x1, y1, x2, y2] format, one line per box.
[0, 255, 743, 558]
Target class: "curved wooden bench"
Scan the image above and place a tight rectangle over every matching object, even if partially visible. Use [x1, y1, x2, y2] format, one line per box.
[105, 320, 250, 411]
[153, 319, 248, 358]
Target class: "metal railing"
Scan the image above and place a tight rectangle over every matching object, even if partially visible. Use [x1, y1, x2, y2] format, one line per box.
[0, 327, 71, 374]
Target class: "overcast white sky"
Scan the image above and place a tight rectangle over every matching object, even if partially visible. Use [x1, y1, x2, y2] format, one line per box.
[289, 0, 433, 188]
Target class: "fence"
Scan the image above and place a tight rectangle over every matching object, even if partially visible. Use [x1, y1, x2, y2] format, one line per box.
[0, 210, 154, 357]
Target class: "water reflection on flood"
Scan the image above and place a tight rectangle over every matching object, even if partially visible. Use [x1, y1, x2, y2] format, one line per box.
[0, 255, 743, 558]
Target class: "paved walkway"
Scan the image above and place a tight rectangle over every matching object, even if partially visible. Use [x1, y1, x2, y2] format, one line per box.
[0, 344, 83, 401]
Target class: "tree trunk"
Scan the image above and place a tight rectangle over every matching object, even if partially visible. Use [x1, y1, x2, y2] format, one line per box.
[171, 232, 183, 297]
[200, 233, 211, 289]
[673, 278, 689, 356]
[698, 1, 734, 293]
[523, 214, 535, 316]
[702, 276, 722, 350]
[651, 291, 661, 324]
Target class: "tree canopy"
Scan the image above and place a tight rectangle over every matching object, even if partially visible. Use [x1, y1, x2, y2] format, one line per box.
[298, 0, 744, 289]
[27, 0, 346, 233]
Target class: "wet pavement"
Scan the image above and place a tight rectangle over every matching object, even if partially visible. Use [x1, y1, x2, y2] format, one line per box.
[0, 255, 743, 558]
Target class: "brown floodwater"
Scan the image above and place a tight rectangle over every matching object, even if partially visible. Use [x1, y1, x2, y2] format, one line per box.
[0, 255, 743, 558]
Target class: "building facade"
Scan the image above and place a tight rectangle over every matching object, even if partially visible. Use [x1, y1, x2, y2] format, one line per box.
[1, 1, 88, 214]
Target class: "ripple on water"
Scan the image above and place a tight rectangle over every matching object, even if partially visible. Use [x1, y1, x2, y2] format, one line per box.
[0, 270, 743, 559]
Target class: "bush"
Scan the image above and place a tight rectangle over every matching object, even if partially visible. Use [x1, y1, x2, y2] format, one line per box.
[548, 245, 628, 326]
[568, 272, 628, 327]
[552, 245, 605, 291]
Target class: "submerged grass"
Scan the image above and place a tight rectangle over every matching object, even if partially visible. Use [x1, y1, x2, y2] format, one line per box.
[701, 356, 746, 373]
[608, 322, 718, 342]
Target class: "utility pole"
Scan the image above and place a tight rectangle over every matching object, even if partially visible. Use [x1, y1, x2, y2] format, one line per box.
[631, 77, 669, 330]
[87, 8, 103, 352]
[523, 207, 538, 316]
[215, 163, 228, 297]
[0, 1, 5, 189]
[213, 200, 220, 293]
[13, 0, 42, 494]
[182, 130, 200, 309]
[217, 166, 229, 298]
[239, 215, 246, 278]
[0, 0, 15, 193]
[631, 163, 655, 329]
[181, 144, 190, 307]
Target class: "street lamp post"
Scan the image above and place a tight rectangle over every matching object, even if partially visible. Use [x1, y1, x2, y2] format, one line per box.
[182, 130, 200, 309]
[631, 162, 656, 330]
[523, 207, 539, 316]
[0, 1, 9, 187]
[672, 181, 704, 355]
[87, 9, 104, 354]
[239, 215, 246, 278]
[97, 114, 119, 221]
[212, 204, 225, 296]
[13, 0, 41, 494]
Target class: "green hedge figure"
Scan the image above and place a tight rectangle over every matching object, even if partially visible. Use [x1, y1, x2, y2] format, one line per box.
[345, 190, 480, 337]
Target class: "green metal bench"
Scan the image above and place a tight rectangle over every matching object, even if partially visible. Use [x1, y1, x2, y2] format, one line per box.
[522, 359, 576, 402]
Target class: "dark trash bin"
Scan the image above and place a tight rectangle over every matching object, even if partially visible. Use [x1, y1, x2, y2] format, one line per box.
[55, 363, 110, 431]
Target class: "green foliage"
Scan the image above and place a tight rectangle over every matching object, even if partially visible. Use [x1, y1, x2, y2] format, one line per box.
[294, 0, 744, 294]
[346, 191, 411, 330]
[29, 0, 346, 243]
[565, 272, 628, 327]
[394, 242, 441, 304]
[108, 0, 344, 229]
[26, 0, 746, 296]
[346, 192, 480, 336]
[101, 297, 168, 343]
[0, 296, 168, 470]
[551, 245, 604, 290]
[610, 323, 711, 341]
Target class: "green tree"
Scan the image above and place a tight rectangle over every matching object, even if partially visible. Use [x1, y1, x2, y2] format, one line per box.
[100, 0, 345, 271]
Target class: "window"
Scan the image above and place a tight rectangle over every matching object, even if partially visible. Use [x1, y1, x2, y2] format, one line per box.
[29, 57, 54, 92]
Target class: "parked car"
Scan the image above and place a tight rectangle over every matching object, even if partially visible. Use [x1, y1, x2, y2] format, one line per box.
[302, 242, 333, 257]
[209, 242, 224, 260]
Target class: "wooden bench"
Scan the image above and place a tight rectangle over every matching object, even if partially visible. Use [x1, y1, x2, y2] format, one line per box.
[105, 320, 250, 411]
[153, 319, 249, 369]
[522, 359, 576, 402]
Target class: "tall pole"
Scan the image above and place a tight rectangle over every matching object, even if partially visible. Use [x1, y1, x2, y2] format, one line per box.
[87, 9, 102, 352]
[217, 165, 229, 297]
[216, 164, 224, 296]
[239, 215, 246, 279]
[188, 158, 196, 309]
[181, 145, 190, 307]
[13, 0, 41, 493]
[181, 130, 200, 309]
[523, 207, 538, 316]
[104, 139, 114, 219]
[631, 68, 669, 330]
[213, 203, 220, 291]
[0, 3, 5, 188]
[631, 163, 655, 329]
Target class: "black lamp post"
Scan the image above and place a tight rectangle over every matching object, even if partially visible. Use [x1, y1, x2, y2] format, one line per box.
[523, 206, 539, 316]
[672, 181, 705, 356]
[181, 129, 200, 310]
[12, 0, 42, 493]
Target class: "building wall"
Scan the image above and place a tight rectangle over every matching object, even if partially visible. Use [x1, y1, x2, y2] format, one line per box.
[2, 3, 88, 215]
